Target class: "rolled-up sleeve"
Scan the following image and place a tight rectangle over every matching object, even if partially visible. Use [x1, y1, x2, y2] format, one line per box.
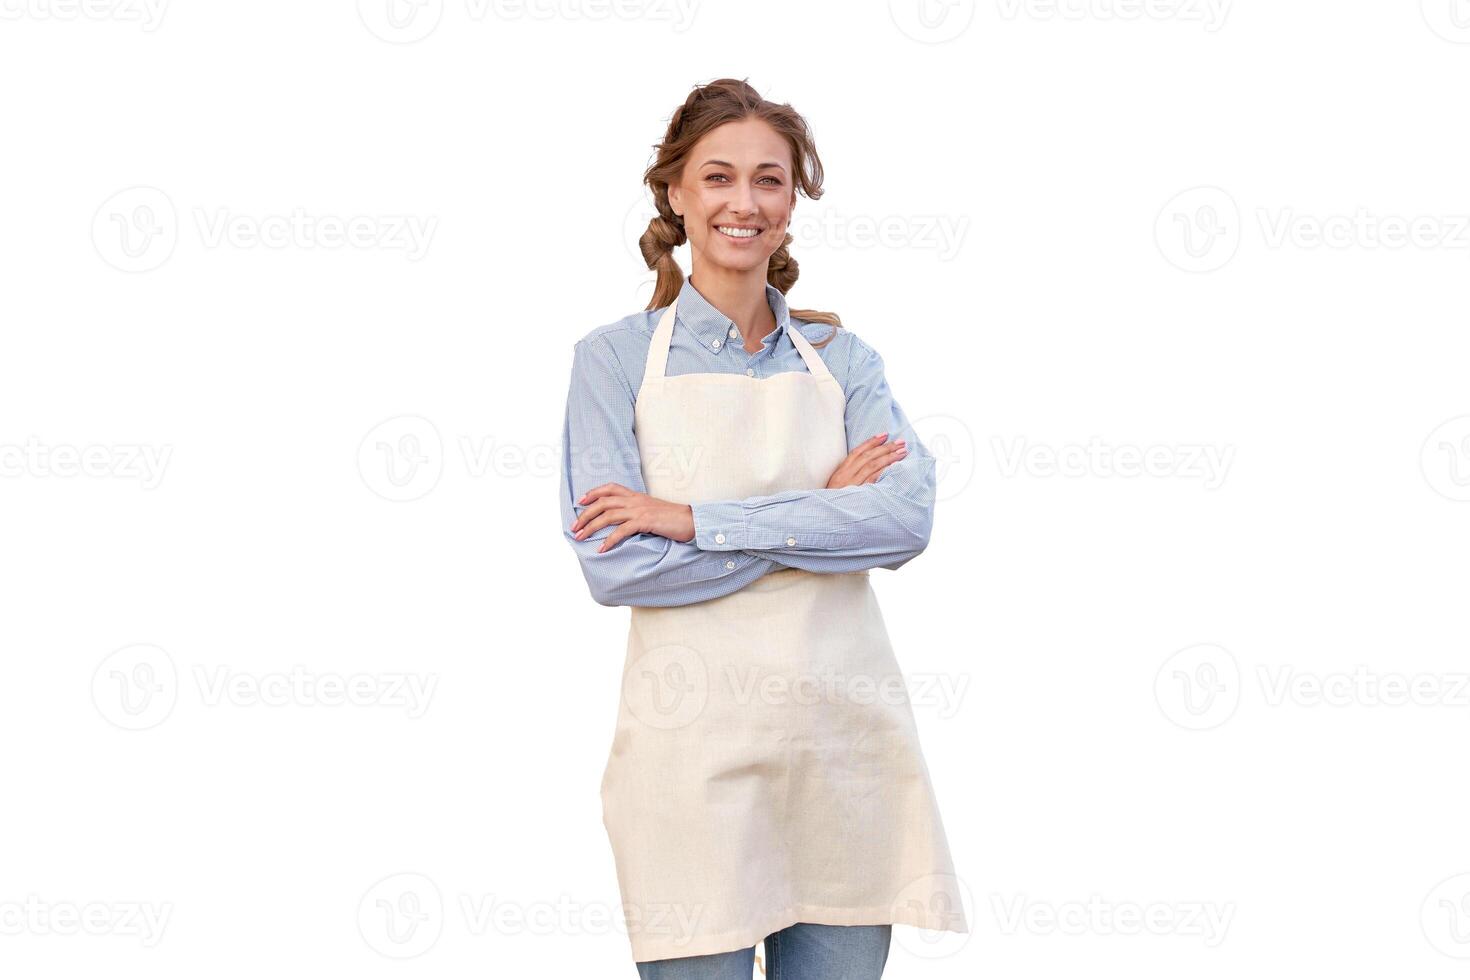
[560, 334, 778, 607]
[688, 338, 935, 573]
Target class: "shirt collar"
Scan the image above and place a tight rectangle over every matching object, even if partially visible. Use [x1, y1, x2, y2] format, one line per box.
[676, 276, 792, 354]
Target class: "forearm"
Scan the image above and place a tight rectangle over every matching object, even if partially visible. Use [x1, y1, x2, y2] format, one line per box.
[689, 453, 936, 573]
[563, 514, 779, 607]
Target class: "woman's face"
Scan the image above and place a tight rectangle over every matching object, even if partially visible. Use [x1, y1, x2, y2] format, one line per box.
[668, 117, 796, 277]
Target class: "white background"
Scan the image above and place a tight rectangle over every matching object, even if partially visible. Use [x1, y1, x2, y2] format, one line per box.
[3, 1, 1469, 977]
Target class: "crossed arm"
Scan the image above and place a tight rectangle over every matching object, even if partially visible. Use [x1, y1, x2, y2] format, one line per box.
[559, 333, 936, 608]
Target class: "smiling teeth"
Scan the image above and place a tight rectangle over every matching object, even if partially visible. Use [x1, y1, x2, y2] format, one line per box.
[717, 226, 760, 238]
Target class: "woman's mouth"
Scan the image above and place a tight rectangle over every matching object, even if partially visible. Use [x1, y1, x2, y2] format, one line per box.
[716, 225, 763, 241]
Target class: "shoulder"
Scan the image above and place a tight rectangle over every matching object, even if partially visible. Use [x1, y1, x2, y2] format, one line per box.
[573, 307, 658, 351]
[791, 316, 883, 387]
[569, 308, 660, 388]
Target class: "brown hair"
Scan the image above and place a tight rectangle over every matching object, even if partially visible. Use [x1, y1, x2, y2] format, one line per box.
[639, 77, 841, 348]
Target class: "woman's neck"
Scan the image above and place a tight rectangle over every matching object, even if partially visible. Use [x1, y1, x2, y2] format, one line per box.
[689, 268, 776, 353]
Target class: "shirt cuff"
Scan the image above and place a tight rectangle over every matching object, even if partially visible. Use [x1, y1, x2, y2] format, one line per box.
[690, 500, 750, 550]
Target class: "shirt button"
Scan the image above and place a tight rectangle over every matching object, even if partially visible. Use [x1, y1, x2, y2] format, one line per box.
[710, 339, 721, 350]
[714, 533, 726, 544]
[724, 559, 735, 569]
[728, 327, 738, 339]
[785, 536, 797, 547]
[745, 368, 754, 377]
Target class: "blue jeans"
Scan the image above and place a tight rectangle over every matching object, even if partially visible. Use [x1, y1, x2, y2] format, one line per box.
[634, 922, 892, 980]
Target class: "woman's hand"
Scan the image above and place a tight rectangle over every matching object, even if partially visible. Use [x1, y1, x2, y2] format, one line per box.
[826, 432, 907, 489]
[571, 484, 696, 553]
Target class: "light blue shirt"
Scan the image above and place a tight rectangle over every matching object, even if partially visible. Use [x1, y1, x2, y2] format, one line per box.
[560, 276, 936, 608]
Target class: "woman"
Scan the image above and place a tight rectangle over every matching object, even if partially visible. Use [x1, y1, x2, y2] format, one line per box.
[560, 78, 966, 978]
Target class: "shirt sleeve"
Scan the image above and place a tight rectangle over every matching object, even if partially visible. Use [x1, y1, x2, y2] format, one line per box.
[560, 333, 780, 607]
[688, 338, 936, 574]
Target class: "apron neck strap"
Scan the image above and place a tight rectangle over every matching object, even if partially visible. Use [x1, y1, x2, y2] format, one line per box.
[641, 297, 835, 388]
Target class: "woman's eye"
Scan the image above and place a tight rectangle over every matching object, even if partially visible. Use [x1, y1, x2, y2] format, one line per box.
[704, 174, 782, 186]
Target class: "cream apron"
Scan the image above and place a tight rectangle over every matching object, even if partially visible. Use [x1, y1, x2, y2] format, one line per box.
[599, 298, 968, 963]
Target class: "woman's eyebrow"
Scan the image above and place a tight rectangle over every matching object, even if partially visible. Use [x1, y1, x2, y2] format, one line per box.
[699, 159, 787, 172]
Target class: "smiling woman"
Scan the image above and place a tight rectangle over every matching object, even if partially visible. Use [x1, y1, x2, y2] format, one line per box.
[560, 78, 967, 979]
